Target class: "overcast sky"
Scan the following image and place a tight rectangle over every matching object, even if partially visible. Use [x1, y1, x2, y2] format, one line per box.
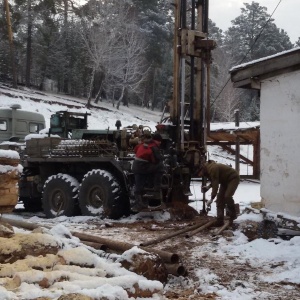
[209, 0, 300, 43]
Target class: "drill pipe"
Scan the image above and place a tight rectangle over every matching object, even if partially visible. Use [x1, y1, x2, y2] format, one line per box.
[72, 231, 179, 264]
[140, 220, 209, 247]
[212, 220, 230, 236]
[185, 219, 216, 238]
[165, 263, 186, 276]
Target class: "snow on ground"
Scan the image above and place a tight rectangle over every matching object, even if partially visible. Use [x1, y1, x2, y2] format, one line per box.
[1, 83, 300, 300]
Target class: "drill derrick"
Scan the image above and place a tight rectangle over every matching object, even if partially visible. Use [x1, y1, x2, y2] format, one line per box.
[171, 0, 216, 152]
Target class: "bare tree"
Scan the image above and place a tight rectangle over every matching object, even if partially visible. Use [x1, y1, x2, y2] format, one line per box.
[109, 23, 150, 109]
[78, 0, 150, 109]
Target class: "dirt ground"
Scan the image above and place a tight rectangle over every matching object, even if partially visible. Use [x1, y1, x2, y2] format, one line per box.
[9, 210, 300, 300]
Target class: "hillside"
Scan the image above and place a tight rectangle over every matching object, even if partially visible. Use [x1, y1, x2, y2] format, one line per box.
[0, 83, 161, 131]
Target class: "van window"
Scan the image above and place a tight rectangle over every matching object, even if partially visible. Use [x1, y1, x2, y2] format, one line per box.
[29, 122, 44, 133]
[0, 120, 7, 131]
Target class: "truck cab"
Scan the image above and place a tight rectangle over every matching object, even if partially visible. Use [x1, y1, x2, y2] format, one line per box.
[0, 104, 45, 143]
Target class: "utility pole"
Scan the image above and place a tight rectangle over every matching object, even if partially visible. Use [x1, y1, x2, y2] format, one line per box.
[4, 0, 17, 88]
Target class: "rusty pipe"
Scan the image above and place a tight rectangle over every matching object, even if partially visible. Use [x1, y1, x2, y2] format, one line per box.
[140, 220, 208, 247]
[72, 231, 179, 264]
[212, 220, 230, 236]
[185, 219, 216, 238]
[165, 263, 186, 276]
[80, 240, 108, 252]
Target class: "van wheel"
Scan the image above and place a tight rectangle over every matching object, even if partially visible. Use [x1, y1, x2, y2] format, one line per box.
[42, 174, 79, 218]
[78, 169, 129, 219]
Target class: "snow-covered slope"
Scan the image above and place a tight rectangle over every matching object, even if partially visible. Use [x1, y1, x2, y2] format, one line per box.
[0, 83, 160, 131]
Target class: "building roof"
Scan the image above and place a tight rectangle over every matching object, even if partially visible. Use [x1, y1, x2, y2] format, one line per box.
[230, 47, 300, 89]
[208, 122, 259, 144]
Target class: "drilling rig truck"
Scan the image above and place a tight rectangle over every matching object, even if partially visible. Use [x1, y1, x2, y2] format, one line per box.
[19, 0, 215, 219]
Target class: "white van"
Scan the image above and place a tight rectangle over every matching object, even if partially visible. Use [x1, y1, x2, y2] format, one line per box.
[0, 104, 45, 143]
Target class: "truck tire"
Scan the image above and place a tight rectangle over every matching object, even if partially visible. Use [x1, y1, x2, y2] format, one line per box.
[78, 169, 129, 219]
[42, 174, 79, 218]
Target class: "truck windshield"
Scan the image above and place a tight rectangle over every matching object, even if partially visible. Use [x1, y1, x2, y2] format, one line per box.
[29, 122, 45, 133]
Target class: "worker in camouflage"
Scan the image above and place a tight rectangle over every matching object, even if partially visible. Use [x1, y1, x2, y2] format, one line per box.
[198, 160, 239, 226]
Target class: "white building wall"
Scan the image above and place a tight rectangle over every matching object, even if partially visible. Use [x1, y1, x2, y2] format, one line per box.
[260, 70, 300, 216]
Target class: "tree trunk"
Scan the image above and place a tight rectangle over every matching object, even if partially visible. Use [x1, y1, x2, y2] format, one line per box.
[116, 86, 125, 109]
[4, 0, 17, 88]
[94, 82, 103, 104]
[25, 0, 32, 88]
[86, 67, 96, 108]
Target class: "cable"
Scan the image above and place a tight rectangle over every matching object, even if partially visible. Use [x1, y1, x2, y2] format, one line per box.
[212, 0, 283, 106]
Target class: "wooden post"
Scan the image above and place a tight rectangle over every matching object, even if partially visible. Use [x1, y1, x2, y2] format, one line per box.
[234, 109, 240, 174]
[253, 130, 260, 179]
[235, 136, 240, 174]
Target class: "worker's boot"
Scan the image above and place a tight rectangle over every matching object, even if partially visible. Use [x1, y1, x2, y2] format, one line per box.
[151, 190, 163, 208]
[226, 198, 237, 226]
[215, 207, 225, 227]
[131, 194, 148, 212]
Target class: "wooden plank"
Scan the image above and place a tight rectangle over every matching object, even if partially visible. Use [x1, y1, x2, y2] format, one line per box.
[208, 137, 254, 166]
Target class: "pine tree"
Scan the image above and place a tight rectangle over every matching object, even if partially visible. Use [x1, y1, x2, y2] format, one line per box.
[217, 1, 294, 122]
[224, 1, 293, 66]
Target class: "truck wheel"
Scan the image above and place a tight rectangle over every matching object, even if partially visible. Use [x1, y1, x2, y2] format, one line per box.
[42, 174, 79, 218]
[78, 169, 129, 219]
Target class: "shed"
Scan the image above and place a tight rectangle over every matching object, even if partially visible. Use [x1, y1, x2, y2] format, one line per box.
[208, 122, 260, 179]
[230, 47, 300, 218]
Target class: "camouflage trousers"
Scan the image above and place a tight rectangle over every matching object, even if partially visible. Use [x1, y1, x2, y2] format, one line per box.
[216, 176, 240, 222]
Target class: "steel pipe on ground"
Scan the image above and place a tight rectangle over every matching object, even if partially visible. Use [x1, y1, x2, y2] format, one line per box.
[165, 263, 186, 276]
[212, 220, 230, 236]
[185, 219, 216, 238]
[140, 220, 209, 247]
[72, 231, 180, 264]
[81, 240, 108, 251]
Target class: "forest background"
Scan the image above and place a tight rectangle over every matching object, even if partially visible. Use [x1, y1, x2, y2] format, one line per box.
[1, 0, 299, 122]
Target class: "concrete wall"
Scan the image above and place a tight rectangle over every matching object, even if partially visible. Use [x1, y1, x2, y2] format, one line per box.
[260, 69, 300, 216]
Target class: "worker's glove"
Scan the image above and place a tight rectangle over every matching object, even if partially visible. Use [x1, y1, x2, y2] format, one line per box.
[201, 185, 210, 193]
[206, 199, 213, 207]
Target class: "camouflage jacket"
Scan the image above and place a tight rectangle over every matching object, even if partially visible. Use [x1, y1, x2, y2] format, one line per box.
[204, 160, 239, 196]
